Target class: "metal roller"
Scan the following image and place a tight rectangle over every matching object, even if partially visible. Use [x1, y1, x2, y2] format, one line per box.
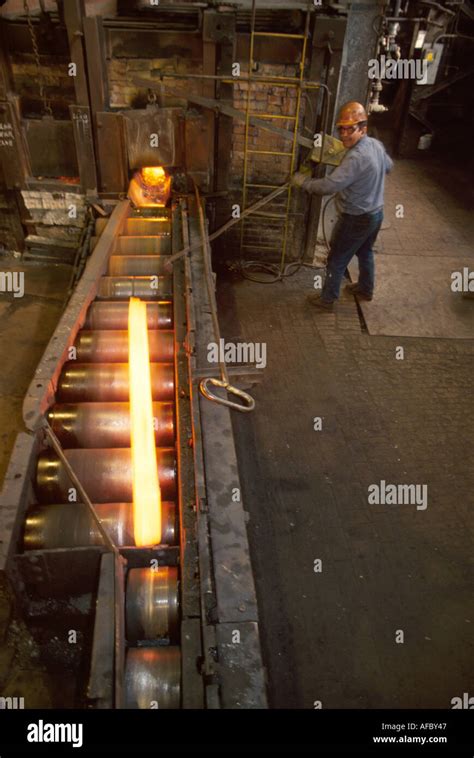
[108, 256, 169, 276]
[57, 363, 175, 402]
[73, 330, 174, 363]
[47, 402, 175, 448]
[23, 501, 177, 549]
[97, 276, 172, 300]
[122, 218, 171, 236]
[126, 567, 179, 643]
[84, 301, 173, 330]
[114, 236, 170, 255]
[124, 647, 181, 709]
[36, 448, 176, 503]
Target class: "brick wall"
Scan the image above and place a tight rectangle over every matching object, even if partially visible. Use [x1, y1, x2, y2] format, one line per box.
[11, 54, 75, 120]
[21, 189, 86, 260]
[224, 62, 308, 264]
[107, 52, 309, 263]
[108, 57, 203, 109]
[0, 191, 23, 254]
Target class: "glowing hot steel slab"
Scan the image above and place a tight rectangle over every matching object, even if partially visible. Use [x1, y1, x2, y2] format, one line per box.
[128, 297, 162, 545]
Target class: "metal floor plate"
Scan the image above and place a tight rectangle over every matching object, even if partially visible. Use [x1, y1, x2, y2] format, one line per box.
[348, 254, 474, 339]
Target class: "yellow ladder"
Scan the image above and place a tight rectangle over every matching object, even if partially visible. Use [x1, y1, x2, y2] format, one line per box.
[239, 1, 312, 270]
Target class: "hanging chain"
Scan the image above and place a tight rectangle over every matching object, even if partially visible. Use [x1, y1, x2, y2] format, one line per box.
[23, 0, 52, 117]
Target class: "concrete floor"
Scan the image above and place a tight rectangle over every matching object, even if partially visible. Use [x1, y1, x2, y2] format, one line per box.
[0, 258, 70, 706]
[351, 157, 474, 338]
[0, 259, 70, 483]
[218, 156, 474, 708]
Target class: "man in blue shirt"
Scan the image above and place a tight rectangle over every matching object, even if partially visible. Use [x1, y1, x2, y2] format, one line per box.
[292, 102, 393, 311]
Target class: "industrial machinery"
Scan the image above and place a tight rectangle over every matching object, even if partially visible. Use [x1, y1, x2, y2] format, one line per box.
[0, 174, 266, 709]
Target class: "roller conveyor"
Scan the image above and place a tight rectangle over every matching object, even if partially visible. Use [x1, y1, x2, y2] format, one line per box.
[23, 502, 177, 549]
[0, 195, 268, 712]
[36, 447, 177, 503]
[57, 363, 175, 402]
[84, 301, 173, 330]
[73, 329, 175, 362]
[108, 256, 169, 276]
[97, 276, 173, 300]
[47, 402, 175, 448]
[6, 203, 186, 709]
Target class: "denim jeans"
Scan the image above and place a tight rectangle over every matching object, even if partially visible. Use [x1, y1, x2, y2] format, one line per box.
[321, 208, 383, 303]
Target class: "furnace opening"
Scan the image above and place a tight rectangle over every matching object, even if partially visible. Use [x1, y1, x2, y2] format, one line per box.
[128, 166, 172, 209]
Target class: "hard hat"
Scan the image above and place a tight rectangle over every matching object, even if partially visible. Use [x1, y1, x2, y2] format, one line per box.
[336, 101, 368, 127]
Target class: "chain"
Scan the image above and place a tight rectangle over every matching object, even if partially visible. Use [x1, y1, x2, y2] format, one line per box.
[23, 0, 52, 117]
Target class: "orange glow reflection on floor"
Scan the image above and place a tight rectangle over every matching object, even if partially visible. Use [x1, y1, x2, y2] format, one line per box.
[128, 297, 162, 546]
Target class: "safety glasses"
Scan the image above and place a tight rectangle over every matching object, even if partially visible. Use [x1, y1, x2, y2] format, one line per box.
[337, 124, 360, 135]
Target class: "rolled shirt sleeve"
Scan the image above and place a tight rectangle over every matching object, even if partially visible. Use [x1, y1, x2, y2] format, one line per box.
[301, 152, 361, 196]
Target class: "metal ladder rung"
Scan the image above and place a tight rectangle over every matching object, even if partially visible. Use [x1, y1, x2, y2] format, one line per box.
[253, 32, 306, 39]
[248, 113, 297, 120]
[241, 243, 283, 251]
[250, 212, 288, 219]
[246, 77, 300, 86]
[225, 76, 300, 86]
[247, 149, 293, 156]
[245, 183, 283, 189]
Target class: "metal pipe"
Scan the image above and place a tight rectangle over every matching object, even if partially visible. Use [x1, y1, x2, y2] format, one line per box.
[24, 501, 177, 549]
[43, 423, 117, 553]
[114, 236, 171, 255]
[74, 330, 174, 363]
[47, 402, 175, 448]
[126, 567, 179, 643]
[124, 647, 181, 709]
[144, 70, 326, 87]
[122, 217, 171, 236]
[433, 32, 474, 44]
[108, 256, 169, 277]
[36, 448, 176, 503]
[84, 301, 173, 331]
[418, 1, 455, 16]
[57, 363, 174, 402]
[384, 17, 445, 26]
[97, 276, 173, 300]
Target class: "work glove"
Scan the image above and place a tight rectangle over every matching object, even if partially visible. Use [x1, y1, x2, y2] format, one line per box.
[291, 172, 308, 188]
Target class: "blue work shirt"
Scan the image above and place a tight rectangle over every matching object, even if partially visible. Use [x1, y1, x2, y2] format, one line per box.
[302, 134, 393, 215]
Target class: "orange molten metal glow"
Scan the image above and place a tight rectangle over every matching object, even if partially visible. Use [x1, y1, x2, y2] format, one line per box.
[128, 166, 171, 208]
[128, 297, 162, 546]
[141, 166, 166, 185]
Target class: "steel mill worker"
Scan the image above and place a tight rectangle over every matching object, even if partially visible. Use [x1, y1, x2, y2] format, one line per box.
[291, 101, 393, 311]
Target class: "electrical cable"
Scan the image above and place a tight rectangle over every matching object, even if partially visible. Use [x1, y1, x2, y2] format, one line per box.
[236, 193, 336, 284]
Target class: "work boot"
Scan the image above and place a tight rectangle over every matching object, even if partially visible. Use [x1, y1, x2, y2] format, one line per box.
[345, 282, 373, 301]
[306, 293, 334, 311]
